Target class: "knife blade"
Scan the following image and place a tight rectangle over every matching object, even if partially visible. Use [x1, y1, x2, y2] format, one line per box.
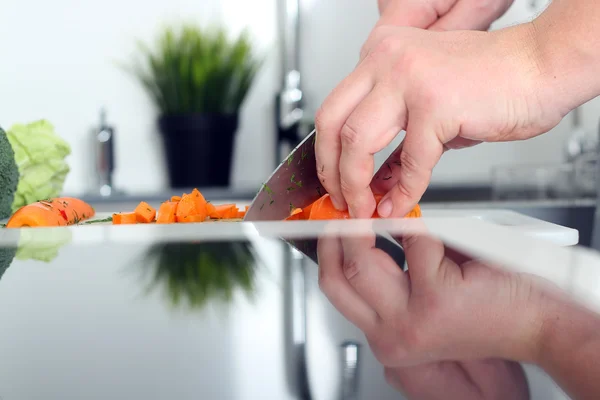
[244, 129, 324, 221]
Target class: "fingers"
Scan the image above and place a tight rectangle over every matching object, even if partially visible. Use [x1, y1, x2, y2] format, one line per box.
[428, 0, 512, 31]
[340, 234, 410, 318]
[401, 234, 448, 288]
[339, 84, 407, 218]
[317, 235, 379, 330]
[375, 0, 452, 30]
[376, 114, 444, 218]
[315, 61, 375, 211]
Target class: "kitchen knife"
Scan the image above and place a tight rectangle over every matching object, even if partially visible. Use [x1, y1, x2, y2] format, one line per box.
[244, 129, 324, 222]
[244, 128, 407, 268]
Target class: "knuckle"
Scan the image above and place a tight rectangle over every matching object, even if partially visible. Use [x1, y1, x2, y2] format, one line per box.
[316, 166, 330, 187]
[314, 106, 329, 132]
[371, 36, 397, 58]
[394, 179, 413, 200]
[340, 176, 361, 199]
[340, 122, 361, 148]
[342, 258, 360, 281]
[317, 263, 334, 293]
[399, 150, 420, 176]
[472, 0, 504, 15]
[367, 324, 424, 366]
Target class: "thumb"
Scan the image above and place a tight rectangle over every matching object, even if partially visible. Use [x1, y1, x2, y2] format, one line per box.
[376, 118, 444, 218]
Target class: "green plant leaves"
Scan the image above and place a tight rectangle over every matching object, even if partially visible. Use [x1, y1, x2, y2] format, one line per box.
[123, 24, 262, 115]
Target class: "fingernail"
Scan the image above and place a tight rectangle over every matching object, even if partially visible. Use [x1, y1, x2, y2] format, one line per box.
[378, 198, 393, 218]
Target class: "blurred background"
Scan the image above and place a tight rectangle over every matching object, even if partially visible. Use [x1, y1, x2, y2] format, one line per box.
[2, 0, 599, 242]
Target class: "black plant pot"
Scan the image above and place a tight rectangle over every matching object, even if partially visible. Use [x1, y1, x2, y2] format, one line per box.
[158, 113, 239, 188]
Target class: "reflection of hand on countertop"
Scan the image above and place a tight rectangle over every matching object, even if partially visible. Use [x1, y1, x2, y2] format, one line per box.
[316, 228, 600, 399]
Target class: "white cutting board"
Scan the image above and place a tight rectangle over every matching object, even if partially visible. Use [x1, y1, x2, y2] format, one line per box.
[77, 207, 579, 247]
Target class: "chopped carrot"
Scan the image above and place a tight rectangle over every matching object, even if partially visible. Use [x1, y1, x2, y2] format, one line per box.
[175, 193, 208, 222]
[206, 202, 219, 219]
[404, 204, 422, 218]
[157, 201, 178, 224]
[213, 204, 237, 219]
[236, 209, 246, 218]
[6, 197, 95, 228]
[134, 201, 156, 223]
[307, 195, 350, 220]
[289, 193, 421, 221]
[171, 195, 181, 202]
[285, 208, 304, 221]
[178, 214, 207, 223]
[112, 212, 137, 225]
[191, 188, 207, 208]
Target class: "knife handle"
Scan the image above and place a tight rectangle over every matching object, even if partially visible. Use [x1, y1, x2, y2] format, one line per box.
[339, 341, 361, 400]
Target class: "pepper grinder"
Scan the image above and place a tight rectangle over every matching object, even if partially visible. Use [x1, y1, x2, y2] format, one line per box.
[93, 108, 115, 197]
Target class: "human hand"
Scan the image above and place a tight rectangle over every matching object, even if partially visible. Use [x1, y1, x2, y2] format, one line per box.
[384, 359, 530, 400]
[316, 230, 550, 367]
[377, 0, 514, 31]
[314, 24, 564, 218]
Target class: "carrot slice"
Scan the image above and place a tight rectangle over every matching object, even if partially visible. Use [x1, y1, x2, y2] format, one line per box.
[171, 196, 181, 202]
[113, 212, 137, 225]
[299, 193, 421, 220]
[285, 207, 304, 221]
[206, 202, 219, 219]
[175, 193, 208, 222]
[213, 204, 237, 219]
[178, 214, 207, 223]
[307, 195, 350, 220]
[236, 209, 246, 218]
[157, 201, 178, 224]
[134, 201, 156, 223]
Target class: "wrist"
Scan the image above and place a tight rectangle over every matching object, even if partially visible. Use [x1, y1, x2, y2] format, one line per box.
[529, 0, 600, 116]
[537, 294, 600, 370]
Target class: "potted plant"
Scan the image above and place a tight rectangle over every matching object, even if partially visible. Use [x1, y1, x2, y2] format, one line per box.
[124, 24, 262, 188]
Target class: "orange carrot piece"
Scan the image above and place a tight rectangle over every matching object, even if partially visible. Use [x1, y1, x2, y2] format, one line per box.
[307, 195, 350, 220]
[6, 203, 68, 228]
[191, 188, 207, 207]
[112, 212, 137, 225]
[178, 214, 207, 223]
[175, 193, 207, 222]
[213, 204, 237, 219]
[285, 208, 304, 221]
[236, 209, 246, 218]
[303, 194, 421, 220]
[134, 201, 156, 223]
[171, 196, 181, 202]
[175, 194, 197, 220]
[157, 201, 178, 224]
[6, 197, 95, 228]
[206, 202, 219, 219]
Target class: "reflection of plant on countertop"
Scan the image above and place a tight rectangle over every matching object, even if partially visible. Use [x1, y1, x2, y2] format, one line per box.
[142, 240, 259, 310]
[122, 23, 262, 188]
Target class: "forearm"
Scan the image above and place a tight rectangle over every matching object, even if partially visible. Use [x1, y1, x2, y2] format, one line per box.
[532, 0, 600, 116]
[538, 299, 600, 400]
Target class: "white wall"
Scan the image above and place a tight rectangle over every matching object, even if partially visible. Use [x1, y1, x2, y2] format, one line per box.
[0, 0, 595, 195]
